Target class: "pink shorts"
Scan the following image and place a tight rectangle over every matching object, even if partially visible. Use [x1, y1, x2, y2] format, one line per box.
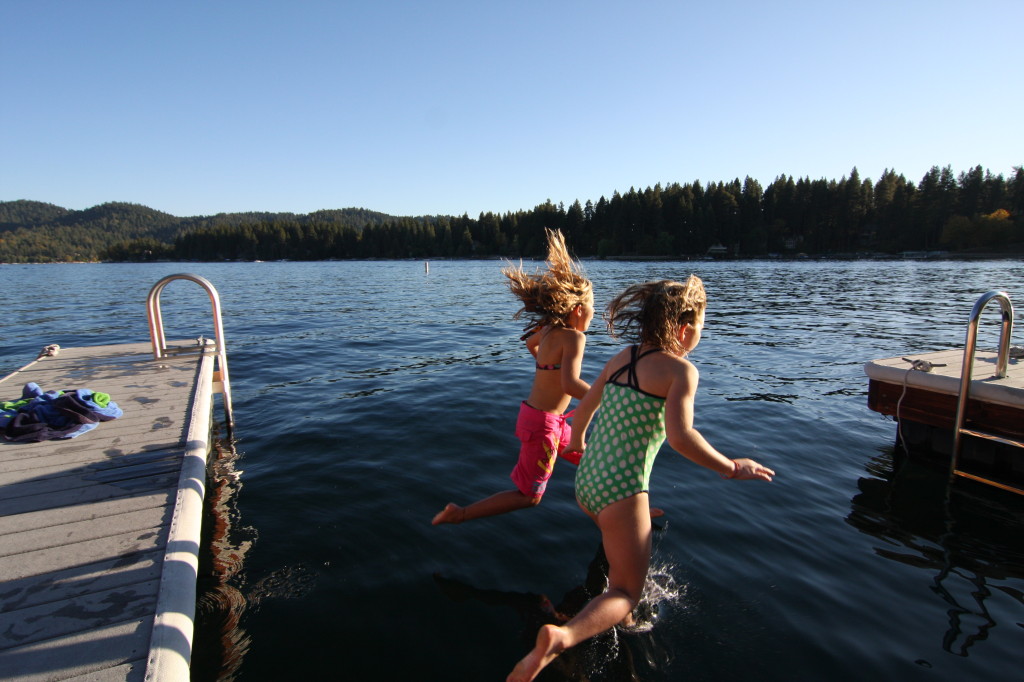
[510, 401, 580, 499]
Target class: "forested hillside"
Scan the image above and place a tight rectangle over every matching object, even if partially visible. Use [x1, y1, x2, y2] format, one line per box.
[0, 203, 393, 262]
[2, 165, 1021, 263]
[0, 201, 181, 262]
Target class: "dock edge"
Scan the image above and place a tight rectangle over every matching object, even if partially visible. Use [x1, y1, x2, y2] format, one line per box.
[144, 351, 215, 681]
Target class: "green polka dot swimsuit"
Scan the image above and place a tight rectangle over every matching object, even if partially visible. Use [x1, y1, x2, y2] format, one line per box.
[576, 347, 667, 514]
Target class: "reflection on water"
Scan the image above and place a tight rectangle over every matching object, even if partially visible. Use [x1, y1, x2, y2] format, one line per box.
[192, 430, 322, 681]
[846, 448, 1024, 659]
[192, 433, 255, 681]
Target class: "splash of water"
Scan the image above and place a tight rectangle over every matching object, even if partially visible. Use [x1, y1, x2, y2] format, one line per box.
[564, 561, 688, 679]
[621, 560, 687, 634]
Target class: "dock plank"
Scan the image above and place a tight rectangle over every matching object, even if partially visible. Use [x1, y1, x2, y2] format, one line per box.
[0, 550, 163, 614]
[0, 506, 168, 560]
[0, 580, 160, 648]
[0, 493, 171, 536]
[0, 618, 151, 682]
[0, 472, 181, 518]
[0, 449, 182, 488]
[0, 341, 217, 681]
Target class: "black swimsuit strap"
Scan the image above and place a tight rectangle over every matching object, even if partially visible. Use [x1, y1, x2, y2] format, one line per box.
[606, 346, 634, 384]
[608, 346, 661, 390]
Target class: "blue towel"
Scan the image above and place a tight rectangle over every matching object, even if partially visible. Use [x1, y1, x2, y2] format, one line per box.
[2, 383, 123, 442]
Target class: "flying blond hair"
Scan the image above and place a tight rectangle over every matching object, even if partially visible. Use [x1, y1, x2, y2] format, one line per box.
[502, 228, 592, 337]
[605, 276, 706, 356]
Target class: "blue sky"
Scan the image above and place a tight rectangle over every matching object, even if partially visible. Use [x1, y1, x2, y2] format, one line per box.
[2, 1, 1021, 218]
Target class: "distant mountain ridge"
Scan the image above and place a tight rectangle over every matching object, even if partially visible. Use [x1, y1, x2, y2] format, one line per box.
[0, 200, 73, 228]
[0, 200, 400, 262]
[0, 200, 398, 231]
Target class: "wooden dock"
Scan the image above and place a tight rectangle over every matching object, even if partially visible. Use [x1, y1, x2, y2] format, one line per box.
[0, 340, 219, 681]
[866, 349, 1024, 433]
[865, 348, 1024, 487]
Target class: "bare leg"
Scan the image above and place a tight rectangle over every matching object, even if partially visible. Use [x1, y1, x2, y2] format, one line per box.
[508, 493, 652, 681]
[432, 489, 537, 525]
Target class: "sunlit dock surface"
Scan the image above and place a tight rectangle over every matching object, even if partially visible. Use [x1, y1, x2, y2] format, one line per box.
[0, 341, 217, 681]
[866, 349, 1024, 420]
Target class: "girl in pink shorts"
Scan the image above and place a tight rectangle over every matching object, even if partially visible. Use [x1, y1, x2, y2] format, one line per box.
[432, 228, 594, 525]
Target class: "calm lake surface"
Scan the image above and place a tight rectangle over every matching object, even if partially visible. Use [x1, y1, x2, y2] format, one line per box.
[2, 259, 1023, 681]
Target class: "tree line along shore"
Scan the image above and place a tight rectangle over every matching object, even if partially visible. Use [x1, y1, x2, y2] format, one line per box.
[1, 165, 1021, 263]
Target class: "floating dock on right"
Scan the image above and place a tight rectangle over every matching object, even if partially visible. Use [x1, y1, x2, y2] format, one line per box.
[865, 290, 1023, 494]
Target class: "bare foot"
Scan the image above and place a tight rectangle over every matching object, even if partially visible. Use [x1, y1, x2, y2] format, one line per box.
[650, 507, 665, 518]
[431, 503, 465, 525]
[507, 624, 570, 682]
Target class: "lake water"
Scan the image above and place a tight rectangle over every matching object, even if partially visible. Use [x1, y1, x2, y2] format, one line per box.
[1, 259, 1023, 681]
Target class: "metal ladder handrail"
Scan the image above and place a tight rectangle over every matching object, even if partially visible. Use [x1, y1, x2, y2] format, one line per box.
[950, 290, 1019, 494]
[147, 273, 234, 433]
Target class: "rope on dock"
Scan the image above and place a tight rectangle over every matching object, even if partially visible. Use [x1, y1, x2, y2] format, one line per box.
[37, 344, 60, 359]
[895, 357, 945, 452]
[1, 346, 63, 386]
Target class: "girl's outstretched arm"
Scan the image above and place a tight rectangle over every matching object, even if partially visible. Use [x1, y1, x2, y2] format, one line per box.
[559, 329, 590, 400]
[565, 361, 609, 453]
[665, 360, 774, 481]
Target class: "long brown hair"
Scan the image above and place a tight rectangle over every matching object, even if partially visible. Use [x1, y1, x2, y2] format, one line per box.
[502, 228, 592, 336]
[605, 276, 706, 356]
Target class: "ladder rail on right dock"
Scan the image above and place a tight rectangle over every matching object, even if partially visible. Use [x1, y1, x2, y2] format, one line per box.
[950, 290, 1023, 495]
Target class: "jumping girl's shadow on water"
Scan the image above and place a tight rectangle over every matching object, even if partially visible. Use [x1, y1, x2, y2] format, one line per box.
[434, 540, 684, 682]
[845, 446, 1024, 660]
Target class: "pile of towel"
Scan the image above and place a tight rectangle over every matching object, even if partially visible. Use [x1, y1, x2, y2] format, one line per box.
[1, 382, 123, 442]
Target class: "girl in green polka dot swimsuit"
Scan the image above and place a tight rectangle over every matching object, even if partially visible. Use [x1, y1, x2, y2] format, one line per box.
[574, 344, 668, 515]
[509, 276, 776, 682]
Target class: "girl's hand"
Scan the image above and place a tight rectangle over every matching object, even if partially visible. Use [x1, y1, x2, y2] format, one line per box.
[561, 448, 584, 466]
[726, 458, 775, 481]
[565, 440, 585, 457]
